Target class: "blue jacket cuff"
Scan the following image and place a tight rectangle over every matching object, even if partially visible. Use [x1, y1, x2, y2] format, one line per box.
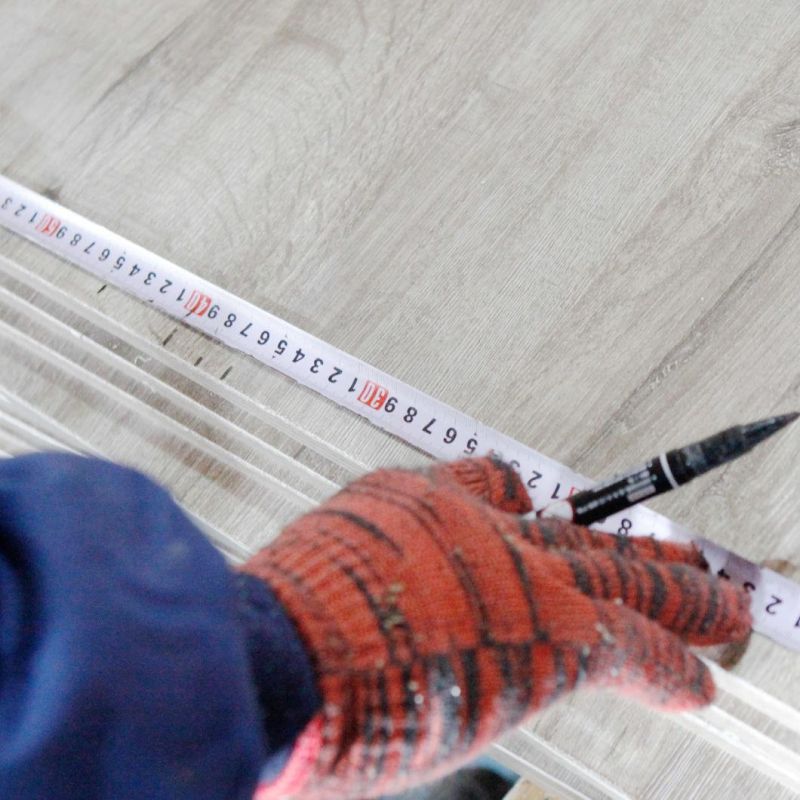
[0, 452, 321, 798]
[233, 571, 322, 781]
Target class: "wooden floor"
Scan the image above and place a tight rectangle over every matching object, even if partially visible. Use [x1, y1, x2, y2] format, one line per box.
[1, 1, 799, 797]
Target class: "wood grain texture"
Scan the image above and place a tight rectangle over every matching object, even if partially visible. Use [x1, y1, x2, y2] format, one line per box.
[1, 1, 799, 796]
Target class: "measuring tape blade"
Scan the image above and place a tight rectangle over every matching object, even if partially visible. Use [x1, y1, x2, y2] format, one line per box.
[1, 173, 797, 652]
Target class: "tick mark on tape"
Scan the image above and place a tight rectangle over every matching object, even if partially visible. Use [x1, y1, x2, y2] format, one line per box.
[220, 366, 233, 381]
[162, 328, 177, 347]
[194, 356, 203, 367]
[96, 284, 107, 294]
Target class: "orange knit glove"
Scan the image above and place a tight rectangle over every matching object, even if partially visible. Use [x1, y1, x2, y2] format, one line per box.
[242, 458, 751, 800]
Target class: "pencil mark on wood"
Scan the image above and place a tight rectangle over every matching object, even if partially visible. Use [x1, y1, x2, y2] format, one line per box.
[761, 558, 800, 580]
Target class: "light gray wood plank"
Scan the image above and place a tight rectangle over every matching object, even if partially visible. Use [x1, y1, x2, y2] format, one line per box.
[1, 1, 799, 796]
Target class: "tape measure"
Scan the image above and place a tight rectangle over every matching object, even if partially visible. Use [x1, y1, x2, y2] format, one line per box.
[1, 173, 798, 652]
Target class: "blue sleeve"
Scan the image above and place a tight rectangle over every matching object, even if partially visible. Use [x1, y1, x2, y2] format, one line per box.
[0, 453, 321, 799]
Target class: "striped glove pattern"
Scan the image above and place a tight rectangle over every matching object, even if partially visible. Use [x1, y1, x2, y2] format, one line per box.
[242, 457, 751, 799]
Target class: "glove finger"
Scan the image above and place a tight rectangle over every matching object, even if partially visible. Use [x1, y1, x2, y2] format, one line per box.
[579, 599, 716, 710]
[339, 458, 532, 519]
[529, 587, 716, 711]
[521, 516, 707, 568]
[428, 458, 533, 514]
[536, 547, 751, 646]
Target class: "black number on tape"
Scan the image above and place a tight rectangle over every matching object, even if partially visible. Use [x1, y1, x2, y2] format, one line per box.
[766, 595, 783, 615]
[527, 471, 542, 489]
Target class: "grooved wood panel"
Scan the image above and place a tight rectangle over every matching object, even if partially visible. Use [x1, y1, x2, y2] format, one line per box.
[1, 1, 799, 797]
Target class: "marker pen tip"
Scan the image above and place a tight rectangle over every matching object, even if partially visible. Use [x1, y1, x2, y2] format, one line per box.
[769, 411, 799, 430]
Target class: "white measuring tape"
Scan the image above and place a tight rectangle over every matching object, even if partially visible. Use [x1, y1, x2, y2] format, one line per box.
[1, 173, 798, 652]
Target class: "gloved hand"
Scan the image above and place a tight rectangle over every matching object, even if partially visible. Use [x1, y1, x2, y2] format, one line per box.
[242, 457, 751, 800]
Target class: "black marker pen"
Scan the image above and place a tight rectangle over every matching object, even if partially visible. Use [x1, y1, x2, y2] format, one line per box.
[538, 413, 798, 526]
